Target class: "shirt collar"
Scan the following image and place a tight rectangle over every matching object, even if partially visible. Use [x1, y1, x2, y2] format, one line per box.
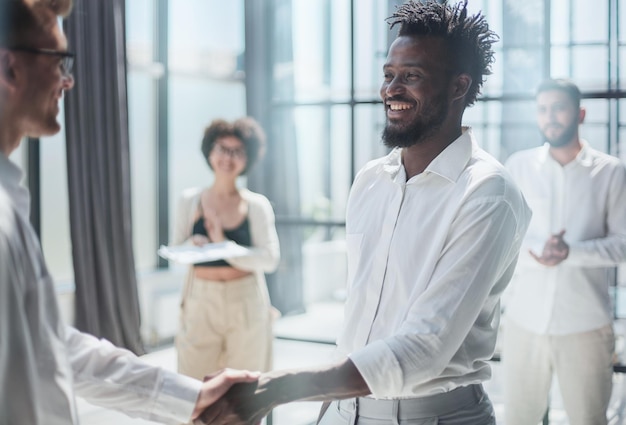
[0, 151, 31, 219]
[574, 140, 594, 166]
[424, 127, 473, 183]
[382, 127, 474, 183]
[538, 139, 594, 167]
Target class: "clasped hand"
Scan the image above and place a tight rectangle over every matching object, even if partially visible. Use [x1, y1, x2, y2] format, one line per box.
[529, 229, 569, 266]
[190, 369, 261, 423]
[203, 208, 225, 243]
[191, 209, 225, 246]
[194, 375, 273, 425]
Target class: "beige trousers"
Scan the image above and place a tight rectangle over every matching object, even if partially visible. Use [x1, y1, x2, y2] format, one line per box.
[175, 272, 273, 380]
[503, 319, 614, 425]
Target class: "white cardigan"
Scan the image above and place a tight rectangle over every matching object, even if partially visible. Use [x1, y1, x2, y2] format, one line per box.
[172, 187, 280, 274]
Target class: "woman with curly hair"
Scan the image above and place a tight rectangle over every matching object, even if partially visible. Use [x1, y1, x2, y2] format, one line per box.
[173, 117, 280, 380]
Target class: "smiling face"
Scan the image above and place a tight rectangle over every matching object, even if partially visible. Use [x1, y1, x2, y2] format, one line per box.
[208, 135, 248, 178]
[536, 89, 580, 148]
[13, 11, 74, 138]
[380, 36, 452, 148]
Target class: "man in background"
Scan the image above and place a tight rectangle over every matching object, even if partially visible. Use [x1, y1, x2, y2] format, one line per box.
[199, 1, 531, 424]
[0, 1, 257, 423]
[503, 78, 626, 425]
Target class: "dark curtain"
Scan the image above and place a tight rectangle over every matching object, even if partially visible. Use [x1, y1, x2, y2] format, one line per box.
[64, 0, 144, 354]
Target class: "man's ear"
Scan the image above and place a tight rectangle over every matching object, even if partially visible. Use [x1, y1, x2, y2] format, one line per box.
[578, 107, 586, 125]
[450, 73, 472, 102]
[0, 49, 18, 90]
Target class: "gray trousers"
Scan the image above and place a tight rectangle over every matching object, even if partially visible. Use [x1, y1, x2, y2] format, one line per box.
[318, 385, 495, 425]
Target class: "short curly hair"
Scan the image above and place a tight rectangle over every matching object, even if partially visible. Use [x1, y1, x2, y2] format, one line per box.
[200, 117, 267, 175]
[386, 0, 498, 107]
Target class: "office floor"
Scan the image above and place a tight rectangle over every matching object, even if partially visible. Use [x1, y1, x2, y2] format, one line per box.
[77, 302, 626, 425]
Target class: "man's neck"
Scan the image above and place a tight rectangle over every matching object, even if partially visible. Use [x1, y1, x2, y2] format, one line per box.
[0, 113, 24, 157]
[549, 138, 582, 166]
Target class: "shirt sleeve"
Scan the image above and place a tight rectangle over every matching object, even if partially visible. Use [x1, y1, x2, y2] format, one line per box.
[67, 326, 201, 424]
[226, 192, 280, 273]
[350, 190, 530, 396]
[566, 163, 626, 267]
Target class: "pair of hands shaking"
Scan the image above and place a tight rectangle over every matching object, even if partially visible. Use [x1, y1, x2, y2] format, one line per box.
[191, 369, 272, 425]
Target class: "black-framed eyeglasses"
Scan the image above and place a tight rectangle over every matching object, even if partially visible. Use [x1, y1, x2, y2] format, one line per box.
[9, 47, 75, 76]
[213, 143, 247, 160]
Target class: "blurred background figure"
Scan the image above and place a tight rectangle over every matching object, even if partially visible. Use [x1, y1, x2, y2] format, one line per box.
[173, 117, 280, 380]
[503, 78, 626, 425]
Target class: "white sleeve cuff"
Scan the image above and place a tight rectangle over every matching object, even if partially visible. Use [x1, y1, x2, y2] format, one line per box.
[348, 340, 403, 398]
[154, 370, 202, 423]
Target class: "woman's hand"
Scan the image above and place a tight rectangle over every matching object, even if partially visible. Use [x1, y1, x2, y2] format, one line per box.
[204, 209, 225, 243]
[192, 234, 210, 246]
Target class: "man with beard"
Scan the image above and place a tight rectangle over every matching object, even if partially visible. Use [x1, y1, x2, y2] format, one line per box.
[199, 1, 531, 424]
[0, 0, 259, 424]
[502, 78, 626, 425]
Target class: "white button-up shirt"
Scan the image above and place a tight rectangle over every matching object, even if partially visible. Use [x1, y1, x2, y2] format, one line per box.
[0, 152, 201, 425]
[340, 128, 531, 398]
[504, 142, 626, 335]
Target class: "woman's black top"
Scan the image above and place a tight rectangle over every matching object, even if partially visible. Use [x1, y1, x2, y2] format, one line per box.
[191, 216, 251, 267]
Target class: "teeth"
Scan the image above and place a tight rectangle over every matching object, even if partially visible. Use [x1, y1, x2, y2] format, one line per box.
[388, 103, 412, 111]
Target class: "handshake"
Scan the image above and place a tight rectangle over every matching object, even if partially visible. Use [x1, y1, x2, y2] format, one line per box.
[188, 358, 369, 424]
[190, 368, 276, 425]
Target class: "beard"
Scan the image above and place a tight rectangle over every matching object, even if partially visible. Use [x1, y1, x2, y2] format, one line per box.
[382, 94, 448, 149]
[541, 118, 578, 148]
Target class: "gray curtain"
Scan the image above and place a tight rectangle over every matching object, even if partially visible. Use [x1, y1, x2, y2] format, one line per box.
[64, 0, 144, 355]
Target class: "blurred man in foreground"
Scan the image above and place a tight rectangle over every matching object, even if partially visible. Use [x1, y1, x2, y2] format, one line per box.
[0, 1, 257, 423]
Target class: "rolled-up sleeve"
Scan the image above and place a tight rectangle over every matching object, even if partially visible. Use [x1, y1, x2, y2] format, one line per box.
[566, 164, 626, 267]
[67, 327, 201, 424]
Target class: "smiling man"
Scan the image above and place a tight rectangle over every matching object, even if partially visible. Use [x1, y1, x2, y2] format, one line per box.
[503, 78, 626, 425]
[0, 1, 258, 424]
[199, 2, 531, 424]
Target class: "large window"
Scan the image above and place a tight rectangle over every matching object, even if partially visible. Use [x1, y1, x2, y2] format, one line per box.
[126, 0, 158, 271]
[168, 0, 246, 238]
[126, 0, 246, 271]
[15, 0, 620, 317]
[252, 0, 626, 314]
